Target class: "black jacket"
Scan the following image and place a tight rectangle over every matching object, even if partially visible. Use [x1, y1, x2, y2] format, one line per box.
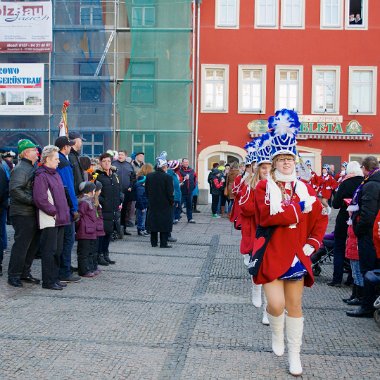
[0, 164, 9, 210]
[96, 169, 123, 234]
[353, 170, 380, 237]
[68, 148, 85, 195]
[332, 175, 363, 239]
[145, 169, 174, 233]
[9, 158, 36, 217]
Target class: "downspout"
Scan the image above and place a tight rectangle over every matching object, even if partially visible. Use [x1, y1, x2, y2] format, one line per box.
[191, 0, 196, 166]
[194, 0, 201, 171]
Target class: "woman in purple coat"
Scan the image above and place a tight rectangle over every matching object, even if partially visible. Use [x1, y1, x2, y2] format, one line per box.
[33, 145, 71, 290]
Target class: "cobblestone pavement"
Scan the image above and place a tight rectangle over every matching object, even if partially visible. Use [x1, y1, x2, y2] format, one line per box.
[0, 207, 379, 379]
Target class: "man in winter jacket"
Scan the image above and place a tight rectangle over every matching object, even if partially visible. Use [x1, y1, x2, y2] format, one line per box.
[112, 150, 136, 233]
[347, 156, 380, 318]
[55, 136, 81, 283]
[179, 158, 196, 223]
[7, 139, 40, 287]
[68, 131, 86, 195]
[0, 161, 9, 276]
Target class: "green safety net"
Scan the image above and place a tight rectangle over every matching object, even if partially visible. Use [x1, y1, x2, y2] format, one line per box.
[117, 0, 193, 165]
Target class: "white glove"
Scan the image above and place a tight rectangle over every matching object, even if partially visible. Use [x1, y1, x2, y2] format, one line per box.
[303, 244, 314, 257]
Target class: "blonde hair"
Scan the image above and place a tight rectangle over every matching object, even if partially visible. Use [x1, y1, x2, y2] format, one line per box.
[41, 145, 59, 164]
[138, 163, 153, 177]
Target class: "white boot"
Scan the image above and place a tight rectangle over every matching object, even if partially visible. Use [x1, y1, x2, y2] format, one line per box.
[243, 254, 250, 266]
[267, 312, 285, 356]
[286, 315, 304, 376]
[251, 283, 262, 308]
[262, 294, 269, 325]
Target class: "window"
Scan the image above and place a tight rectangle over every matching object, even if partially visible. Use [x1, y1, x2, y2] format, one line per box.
[80, 0, 102, 25]
[312, 66, 340, 114]
[132, 0, 155, 27]
[238, 65, 266, 113]
[346, 0, 368, 29]
[281, 0, 305, 28]
[275, 66, 303, 112]
[82, 133, 104, 157]
[130, 61, 155, 104]
[255, 0, 279, 28]
[348, 67, 377, 115]
[201, 65, 229, 113]
[79, 61, 101, 102]
[132, 133, 155, 165]
[216, 0, 239, 28]
[320, 0, 343, 29]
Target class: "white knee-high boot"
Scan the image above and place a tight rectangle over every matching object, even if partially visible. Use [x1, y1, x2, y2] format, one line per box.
[251, 281, 262, 308]
[286, 315, 304, 376]
[262, 293, 269, 325]
[267, 312, 285, 356]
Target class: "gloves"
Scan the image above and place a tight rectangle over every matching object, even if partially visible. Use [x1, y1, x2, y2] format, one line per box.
[72, 211, 80, 222]
[303, 244, 314, 257]
[298, 201, 305, 212]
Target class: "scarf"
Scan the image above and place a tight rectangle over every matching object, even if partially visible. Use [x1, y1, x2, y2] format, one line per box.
[266, 169, 316, 215]
[348, 168, 380, 213]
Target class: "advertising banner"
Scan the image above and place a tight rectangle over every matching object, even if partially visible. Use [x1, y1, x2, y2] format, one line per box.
[0, 1, 52, 53]
[0, 64, 44, 115]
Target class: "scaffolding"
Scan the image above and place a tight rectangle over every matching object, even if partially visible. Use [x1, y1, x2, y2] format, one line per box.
[0, 0, 194, 163]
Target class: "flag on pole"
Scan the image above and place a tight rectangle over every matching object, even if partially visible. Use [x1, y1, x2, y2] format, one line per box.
[58, 100, 70, 137]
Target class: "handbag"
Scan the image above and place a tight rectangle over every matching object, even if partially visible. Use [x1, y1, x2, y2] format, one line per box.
[248, 225, 275, 277]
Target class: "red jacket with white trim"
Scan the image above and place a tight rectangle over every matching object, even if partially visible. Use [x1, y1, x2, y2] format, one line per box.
[253, 180, 328, 287]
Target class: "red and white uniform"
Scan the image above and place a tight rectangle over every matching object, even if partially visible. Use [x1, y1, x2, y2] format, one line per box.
[308, 170, 320, 192]
[253, 180, 328, 287]
[238, 183, 256, 255]
[319, 174, 338, 199]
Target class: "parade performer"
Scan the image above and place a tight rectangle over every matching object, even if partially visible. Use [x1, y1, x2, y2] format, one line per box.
[305, 160, 320, 192]
[319, 164, 338, 214]
[252, 109, 328, 376]
[335, 161, 348, 184]
[243, 133, 272, 325]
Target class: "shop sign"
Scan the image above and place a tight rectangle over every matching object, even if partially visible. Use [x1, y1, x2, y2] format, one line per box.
[0, 63, 44, 115]
[0, 1, 52, 53]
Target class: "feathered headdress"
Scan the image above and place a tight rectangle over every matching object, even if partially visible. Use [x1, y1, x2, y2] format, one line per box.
[156, 151, 168, 168]
[256, 132, 272, 165]
[268, 109, 300, 158]
[243, 137, 260, 165]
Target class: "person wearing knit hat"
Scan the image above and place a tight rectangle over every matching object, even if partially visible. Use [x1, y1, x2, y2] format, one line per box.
[252, 109, 328, 376]
[76, 181, 98, 278]
[7, 138, 39, 288]
[145, 152, 174, 248]
[167, 160, 182, 223]
[133, 175, 149, 236]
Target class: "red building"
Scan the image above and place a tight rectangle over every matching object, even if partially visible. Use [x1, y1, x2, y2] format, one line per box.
[194, 0, 379, 201]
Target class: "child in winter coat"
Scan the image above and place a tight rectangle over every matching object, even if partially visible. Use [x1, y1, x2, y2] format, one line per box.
[134, 175, 149, 236]
[93, 181, 105, 271]
[76, 181, 97, 277]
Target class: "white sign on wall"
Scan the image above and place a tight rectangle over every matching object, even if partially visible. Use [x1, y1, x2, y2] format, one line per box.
[0, 1, 52, 53]
[0, 64, 44, 115]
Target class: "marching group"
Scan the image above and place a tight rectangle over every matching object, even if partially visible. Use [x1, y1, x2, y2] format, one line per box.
[0, 134, 199, 291]
[215, 108, 380, 376]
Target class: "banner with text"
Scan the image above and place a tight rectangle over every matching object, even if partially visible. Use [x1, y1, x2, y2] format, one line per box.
[0, 64, 44, 115]
[0, 1, 52, 53]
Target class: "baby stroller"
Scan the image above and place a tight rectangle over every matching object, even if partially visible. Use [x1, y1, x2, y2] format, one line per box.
[311, 232, 350, 276]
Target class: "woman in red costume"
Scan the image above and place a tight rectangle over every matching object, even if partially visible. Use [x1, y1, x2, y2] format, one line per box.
[253, 109, 328, 376]
[318, 164, 338, 214]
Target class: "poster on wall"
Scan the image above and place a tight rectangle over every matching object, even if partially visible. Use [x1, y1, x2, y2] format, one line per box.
[0, 64, 44, 115]
[0, 1, 52, 53]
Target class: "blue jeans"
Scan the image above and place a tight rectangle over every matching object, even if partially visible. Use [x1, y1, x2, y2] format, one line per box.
[1, 208, 7, 250]
[136, 209, 147, 232]
[173, 201, 182, 221]
[350, 259, 364, 287]
[181, 194, 193, 221]
[59, 222, 75, 279]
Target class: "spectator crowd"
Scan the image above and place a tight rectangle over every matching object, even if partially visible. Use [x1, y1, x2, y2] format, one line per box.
[0, 135, 200, 290]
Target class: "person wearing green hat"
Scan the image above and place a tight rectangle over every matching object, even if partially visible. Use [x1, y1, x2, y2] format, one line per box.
[7, 139, 40, 288]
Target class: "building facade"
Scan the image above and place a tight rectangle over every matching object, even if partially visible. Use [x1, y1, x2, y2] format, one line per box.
[0, 0, 194, 165]
[195, 0, 379, 201]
